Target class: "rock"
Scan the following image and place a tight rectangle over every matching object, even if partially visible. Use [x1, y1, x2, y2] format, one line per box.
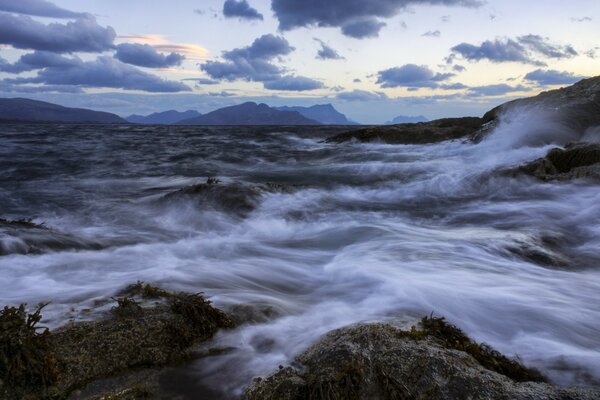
[0, 218, 105, 256]
[474, 76, 600, 143]
[326, 117, 483, 145]
[161, 179, 296, 217]
[1, 285, 232, 400]
[514, 142, 600, 181]
[243, 317, 600, 400]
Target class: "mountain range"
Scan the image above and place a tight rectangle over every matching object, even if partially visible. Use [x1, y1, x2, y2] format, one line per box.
[126, 110, 201, 124]
[0, 98, 126, 124]
[275, 104, 357, 125]
[178, 102, 320, 125]
[385, 115, 429, 124]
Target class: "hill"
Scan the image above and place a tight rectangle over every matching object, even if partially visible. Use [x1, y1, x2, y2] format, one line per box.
[126, 110, 201, 124]
[179, 102, 320, 125]
[0, 98, 126, 124]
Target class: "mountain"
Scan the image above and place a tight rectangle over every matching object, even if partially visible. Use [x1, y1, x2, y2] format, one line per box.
[179, 102, 320, 125]
[0, 98, 126, 124]
[275, 104, 357, 125]
[126, 110, 201, 124]
[385, 115, 429, 124]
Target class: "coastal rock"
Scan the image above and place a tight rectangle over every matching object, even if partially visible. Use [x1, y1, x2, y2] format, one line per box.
[0, 218, 104, 256]
[0, 284, 232, 400]
[326, 117, 483, 144]
[514, 142, 600, 181]
[243, 318, 600, 400]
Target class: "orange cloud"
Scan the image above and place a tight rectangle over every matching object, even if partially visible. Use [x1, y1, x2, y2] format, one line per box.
[118, 34, 208, 60]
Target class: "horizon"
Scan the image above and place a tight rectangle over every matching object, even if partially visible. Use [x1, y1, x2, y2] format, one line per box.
[0, 0, 598, 123]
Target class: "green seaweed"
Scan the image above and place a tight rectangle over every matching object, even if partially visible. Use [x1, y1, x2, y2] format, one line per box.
[0, 303, 58, 390]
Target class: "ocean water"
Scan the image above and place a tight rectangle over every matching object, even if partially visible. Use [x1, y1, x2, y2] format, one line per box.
[1, 117, 599, 397]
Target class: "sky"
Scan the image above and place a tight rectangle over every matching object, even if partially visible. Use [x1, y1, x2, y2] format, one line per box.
[0, 0, 598, 123]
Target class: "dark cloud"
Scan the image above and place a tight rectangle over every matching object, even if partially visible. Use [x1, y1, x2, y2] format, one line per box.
[466, 84, 527, 97]
[115, 43, 185, 68]
[0, 50, 75, 73]
[440, 82, 468, 90]
[353, 78, 362, 83]
[341, 18, 386, 39]
[263, 76, 324, 91]
[314, 39, 344, 60]
[452, 64, 466, 72]
[223, 0, 263, 20]
[422, 30, 441, 37]
[201, 34, 292, 82]
[449, 35, 577, 65]
[524, 69, 586, 86]
[0, 81, 84, 93]
[271, 0, 481, 38]
[7, 55, 191, 92]
[376, 64, 453, 89]
[0, 13, 115, 53]
[336, 90, 389, 102]
[0, 0, 84, 18]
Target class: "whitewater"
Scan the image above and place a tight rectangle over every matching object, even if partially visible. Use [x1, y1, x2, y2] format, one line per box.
[1, 113, 599, 396]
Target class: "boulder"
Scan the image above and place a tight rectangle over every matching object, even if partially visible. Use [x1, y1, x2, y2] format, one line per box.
[515, 142, 600, 181]
[243, 317, 599, 400]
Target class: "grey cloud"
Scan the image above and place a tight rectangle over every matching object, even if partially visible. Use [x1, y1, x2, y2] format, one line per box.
[0, 50, 75, 73]
[571, 17, 592, 22]
[453, 64, 466, 72]
[0, 0, 84, 18]
[263, 76, 324, 91]
[466, 84, 527, 97]
[223, 0, 263, 20]
[341, 18, 386, 39]
[376, 64, 454, 88]
[524, 69, 586, 86]
[271, 0, 481, 39]
[0, 81, 84, 93]
[336, 90, 389, 101]
[115, 43, 185, 68]
[8, 55, 191, 92]
[315, 39, 344, 60]
[450, 35, 577, 65]
[422, 30, 441, 37]
[184, 78, 220, 85]
[0, 13, 115, 53]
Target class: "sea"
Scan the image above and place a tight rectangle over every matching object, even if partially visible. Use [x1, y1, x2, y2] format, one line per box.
[1, 116, 599, 397]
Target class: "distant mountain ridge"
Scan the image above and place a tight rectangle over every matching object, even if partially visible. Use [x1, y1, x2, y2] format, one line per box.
[126, 110, 201, 124]
[386, 115, 429, 125]
[179, 102, 320, 125]
[0, 98, 126, 124]
[275, 104, 357, 125]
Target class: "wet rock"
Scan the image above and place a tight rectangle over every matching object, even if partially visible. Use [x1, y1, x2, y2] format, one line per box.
[326, 117, 483, 145]
[0, 218, 104, 256]
[161, 179, 296, 217]
[1, 285, 232, 400]
[474, 76, 600, 143]
[515, 142, 600, 181]
[243, 317, 600, 400]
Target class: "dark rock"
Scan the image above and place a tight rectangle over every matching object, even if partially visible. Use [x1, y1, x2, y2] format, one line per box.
[243, 318, 600, 400]
[326, 117, 483, 144]
[514, 142, 600, 181]
[0, 218, 105, 256]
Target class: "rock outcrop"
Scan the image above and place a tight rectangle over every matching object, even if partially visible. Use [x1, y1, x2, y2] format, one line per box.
[514, 142, 600, 181]
[243, 317, 600, 400]
[326, 117, 483, 144]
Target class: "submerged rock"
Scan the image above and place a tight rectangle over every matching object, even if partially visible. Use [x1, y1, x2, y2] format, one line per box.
[243, 317, 599, 400]
[0, 218, 104, 256]
[326, 117, 483, 145]
[161, 179, 296, 217]
[0, 284, 232, 400]
[514, 142, 600, 181]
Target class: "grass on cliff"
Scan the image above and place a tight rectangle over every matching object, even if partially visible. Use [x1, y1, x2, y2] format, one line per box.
[408, 315, 547, 383]
[0, 303, 58, 389]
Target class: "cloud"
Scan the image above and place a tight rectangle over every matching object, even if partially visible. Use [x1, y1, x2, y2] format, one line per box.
[452, 64, 466, 72]
[524, 69, 586, 86]
[376, 64, 453, 89]
[223, 0, 263, 20]
[449, 35, 578, 65]
[422, 30, 441, 37]
[7, 55, 191, 92]
[341, 18, 386, 39]
[571, 17, 592, 22]
[271, 0, 482, 38]
[466, 84, 527, 96]
[263, 76, 324, 91]
[0, 13, 115, 53]
[336, 90, 389, 101]
[115, 43, 185, 68]
[0, 81, 84, 93]
[314, 39, 344, 60]
[118, 35, 208, 61]
[184, 78, 220, 85]
[0, 50, 75, 73]
[0, 0, 84, 18]
[440, 82, 468, 89]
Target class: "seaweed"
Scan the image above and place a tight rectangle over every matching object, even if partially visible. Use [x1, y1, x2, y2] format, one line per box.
[0, 303, 58, 389]
[414, 315, 547, 383]
[123, 281, 171, 299]
[169, 293, 233, 332]
[111, 297, 143, 318]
